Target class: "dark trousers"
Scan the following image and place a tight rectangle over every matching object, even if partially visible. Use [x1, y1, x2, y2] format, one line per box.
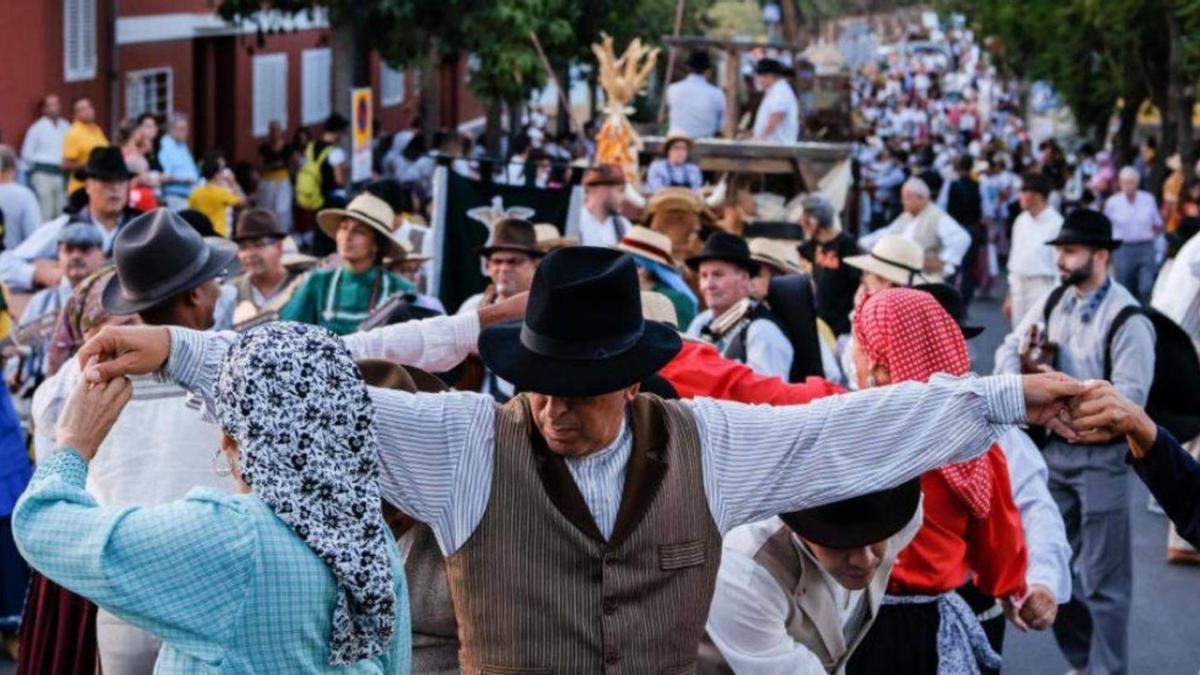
[846, 601, 940, 675]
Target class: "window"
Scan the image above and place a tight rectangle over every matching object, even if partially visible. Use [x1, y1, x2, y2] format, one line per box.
[381, 63, 406, 106]
[252, 54, 288, 138]
[302, 48, 332, 125]
[64, 0, 97, 82]
[125, 68, 173, 119]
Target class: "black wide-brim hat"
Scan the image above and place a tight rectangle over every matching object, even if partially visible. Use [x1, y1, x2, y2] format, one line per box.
[780, 478, 921, 549]
[102, 208, 238, 314]
[74, 146, 137, 182]
[1046, 208, 1122, 250]
[479, 247, 682, 397]
[685, 231, 760, 275]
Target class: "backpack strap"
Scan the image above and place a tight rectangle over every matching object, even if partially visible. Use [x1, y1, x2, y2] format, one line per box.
[1042, 284, 1070, 325]
[1103, 305, 1144, 381]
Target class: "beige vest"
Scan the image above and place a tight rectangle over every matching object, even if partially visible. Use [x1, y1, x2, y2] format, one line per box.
[699, 525, 900, 675]
[445, 394, 721, 675]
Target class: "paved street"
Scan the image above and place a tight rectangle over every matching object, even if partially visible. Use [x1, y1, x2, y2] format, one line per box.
[970, 289, 1200, 674]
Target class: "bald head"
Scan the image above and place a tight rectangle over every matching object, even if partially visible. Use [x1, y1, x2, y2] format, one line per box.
[901, 177, 931, 215]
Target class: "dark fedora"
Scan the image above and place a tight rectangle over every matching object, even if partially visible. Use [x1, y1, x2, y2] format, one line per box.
[75, 146, 136, 182]
[476, 218, 544, 258]
[685, 231, 760, 275]
[102, 208, 237, 314]
[1046, 209, 1122, 250]
[915, 282, 984, 339]
[478, 247, 683, 397]
[232, 208, 287, 242]
[754, 57, 790, 77]
[780, 478, 921, 549]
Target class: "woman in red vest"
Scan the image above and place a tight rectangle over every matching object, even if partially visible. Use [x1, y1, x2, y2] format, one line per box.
[844, 288, 1028, 675]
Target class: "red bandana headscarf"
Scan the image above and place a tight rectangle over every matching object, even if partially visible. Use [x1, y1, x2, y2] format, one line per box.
[853, 288, 994, 518]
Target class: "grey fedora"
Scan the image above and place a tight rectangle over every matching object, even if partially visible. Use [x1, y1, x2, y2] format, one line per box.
[102, 208, 237, 314]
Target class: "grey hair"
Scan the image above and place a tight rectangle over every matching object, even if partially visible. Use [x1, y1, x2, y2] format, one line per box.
[902, 177, 931, 198]
[0, 145, 16, 173]
[169, 112, 189, 127]
[801, 194, 835, 228]
[1118, 166, 1140, 182]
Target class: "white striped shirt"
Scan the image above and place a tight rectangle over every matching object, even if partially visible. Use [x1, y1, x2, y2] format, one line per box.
[167, 320, 1027, 557]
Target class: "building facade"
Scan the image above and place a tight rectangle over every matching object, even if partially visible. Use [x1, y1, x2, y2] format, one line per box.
[0, 0, 482, 165]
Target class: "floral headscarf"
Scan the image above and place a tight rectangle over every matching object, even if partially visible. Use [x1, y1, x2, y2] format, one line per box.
[214, 322, 395, 665]
[853, 288, 994, 519]
[46, 266, 116, 376]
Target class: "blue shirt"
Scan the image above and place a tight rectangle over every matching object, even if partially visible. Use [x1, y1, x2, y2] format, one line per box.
[13, 450, 411, 674]
[645, 159, 703, 194]
[158, 136, 200, 199]
[666, 74, 726, 138]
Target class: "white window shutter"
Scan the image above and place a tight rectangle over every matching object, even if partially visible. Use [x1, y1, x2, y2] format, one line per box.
[253, 54, 288, 137]
[302, 48, 332, 125]
[64, 0, 97, 82]
[381, 64, 406, 106]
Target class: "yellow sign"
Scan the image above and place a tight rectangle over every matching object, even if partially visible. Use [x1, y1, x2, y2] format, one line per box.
[351, 88, 373, 182]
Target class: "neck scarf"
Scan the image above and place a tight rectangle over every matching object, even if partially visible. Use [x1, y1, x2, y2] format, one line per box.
[853, 288, 994, 518]
[214, 322, 395, 665]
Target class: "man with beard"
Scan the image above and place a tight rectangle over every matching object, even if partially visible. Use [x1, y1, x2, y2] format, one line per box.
[995, 209, 1155, 675]
[576, 164, 632, 247]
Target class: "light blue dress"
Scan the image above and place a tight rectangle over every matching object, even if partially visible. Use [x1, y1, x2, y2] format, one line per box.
[13, 450, 411, 674]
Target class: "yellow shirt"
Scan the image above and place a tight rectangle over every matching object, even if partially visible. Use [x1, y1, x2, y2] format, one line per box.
[62, 122, 108, 194]
[187, 183, 240, 238]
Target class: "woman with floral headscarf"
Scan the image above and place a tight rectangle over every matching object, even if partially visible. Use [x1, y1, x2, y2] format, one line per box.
[845, 288, 1028, 675]
[13, 322, 410, 673]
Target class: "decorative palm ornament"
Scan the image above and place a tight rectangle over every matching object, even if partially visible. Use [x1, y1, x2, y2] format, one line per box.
[591, 33, 659, 186]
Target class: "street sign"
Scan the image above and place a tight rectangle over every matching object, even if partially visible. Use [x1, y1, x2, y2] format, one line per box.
[351, 87, 372, 183]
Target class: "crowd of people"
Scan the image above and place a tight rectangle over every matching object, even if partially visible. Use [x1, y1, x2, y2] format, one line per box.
[0, 21, 1193, 675]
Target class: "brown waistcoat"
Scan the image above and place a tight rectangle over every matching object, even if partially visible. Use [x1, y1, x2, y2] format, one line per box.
[444, 394, 721, 675]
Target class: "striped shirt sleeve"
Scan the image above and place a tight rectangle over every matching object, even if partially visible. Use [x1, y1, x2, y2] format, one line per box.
[343, 311, 480, 371]
[690, 373, 1026, 534]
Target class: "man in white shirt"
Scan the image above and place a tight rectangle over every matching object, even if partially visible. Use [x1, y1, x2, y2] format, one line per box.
[858, 177, 971, 281]
[576, 164, 631, 247]
[685, 233, 794, 379]
[667, 50, 727, 139]
[1006, 172, 1064, 326]
[0, 145, 44, 250]
[700, 481, 923, 675]
[752, 58, 800, 144]
[19, 94, 70, 220]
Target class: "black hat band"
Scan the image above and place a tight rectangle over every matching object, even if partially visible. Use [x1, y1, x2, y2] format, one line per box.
[870, 252, 923, 284]
[520, 322, 644, 361]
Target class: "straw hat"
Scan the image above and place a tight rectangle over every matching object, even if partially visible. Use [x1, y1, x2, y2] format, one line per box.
[662, 129, 694, 154]
[749, 238, 805, 275]
[316, 193, 405, 258]
[617, 226, 676, 268]
[534, 223, 579, 253]
[844, 235, 927, 287]
[640, 290, 679, 329]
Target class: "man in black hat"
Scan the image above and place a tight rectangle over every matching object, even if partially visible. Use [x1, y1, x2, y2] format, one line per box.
[995, 209, 1155, 675]
[0, 146, 139, 292]
[666, 50, 726, 139]
[80, 245, 1086, 675]
[700, 480, 923, 674]
[752, 58, 799, 144]
[685, 232, 794, 379]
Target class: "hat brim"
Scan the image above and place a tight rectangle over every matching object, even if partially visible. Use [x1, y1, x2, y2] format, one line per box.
[231, 232, 287, 243]
[961, 324, 985, 340]
[781, 478, 921, 549]
[102, 238, 238, 315]
[843, 253, 926, 286]
[75, 169, 137, 182]
[475, 244, 545, 258]
[478, 319, 682, 397]
[316, 209, 405, 258]
[1044, 236, 1122, 250]
[685, 254, 761, 275]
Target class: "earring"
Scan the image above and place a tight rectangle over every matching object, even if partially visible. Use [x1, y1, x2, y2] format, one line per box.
[213, 447, 233, 477]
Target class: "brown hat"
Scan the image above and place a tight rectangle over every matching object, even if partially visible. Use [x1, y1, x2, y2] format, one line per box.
[582, 163, 626, 188]
[356, 359, 449, 394]
[476, 218, 544, 257]
[232, 208, 287, 242]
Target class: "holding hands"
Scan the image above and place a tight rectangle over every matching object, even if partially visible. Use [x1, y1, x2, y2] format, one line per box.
[57, 367, 134, 461]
